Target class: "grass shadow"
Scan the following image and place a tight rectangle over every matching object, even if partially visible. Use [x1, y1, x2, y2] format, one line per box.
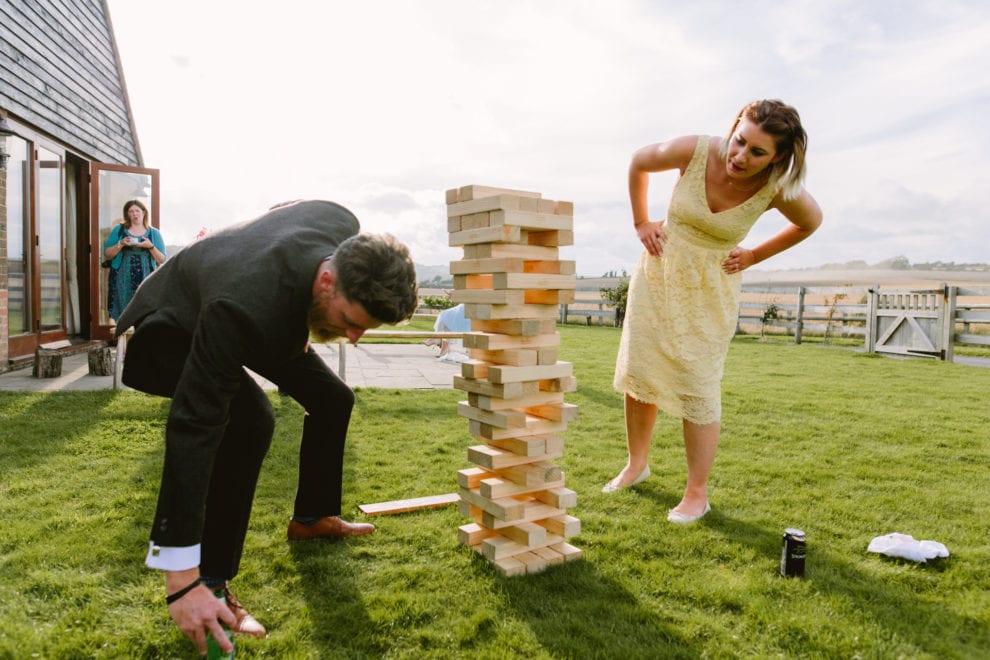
[496, 557, 699, 658]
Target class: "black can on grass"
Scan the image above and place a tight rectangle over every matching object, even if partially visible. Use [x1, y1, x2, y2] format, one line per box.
[780, 528, 806, 577]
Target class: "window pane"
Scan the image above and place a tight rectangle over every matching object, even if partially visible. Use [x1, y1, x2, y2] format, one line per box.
[38, 147, 63, 330]
[4, 136, 30, 335]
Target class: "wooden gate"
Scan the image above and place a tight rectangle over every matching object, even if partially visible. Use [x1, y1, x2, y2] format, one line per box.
[865, 286, 956, 361]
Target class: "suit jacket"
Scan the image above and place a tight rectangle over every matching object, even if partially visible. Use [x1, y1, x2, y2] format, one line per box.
[117, 200, 359, 546]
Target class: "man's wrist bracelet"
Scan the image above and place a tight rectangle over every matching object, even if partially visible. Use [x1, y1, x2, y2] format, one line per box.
[166, 577, 202, 605]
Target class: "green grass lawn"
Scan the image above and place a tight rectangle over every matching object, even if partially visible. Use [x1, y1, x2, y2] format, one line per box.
[1, 326, 988, 658]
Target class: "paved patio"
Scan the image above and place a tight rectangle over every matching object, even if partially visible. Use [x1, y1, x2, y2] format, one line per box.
[0, 342, 461, 392]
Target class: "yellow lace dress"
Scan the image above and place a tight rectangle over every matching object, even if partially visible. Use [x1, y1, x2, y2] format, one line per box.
[613, 136, 778, 424]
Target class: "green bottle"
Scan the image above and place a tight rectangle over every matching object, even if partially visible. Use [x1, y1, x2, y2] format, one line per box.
[206, 589, 235, 659]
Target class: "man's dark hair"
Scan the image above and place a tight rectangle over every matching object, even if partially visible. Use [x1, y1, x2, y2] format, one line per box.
[331, 233, 419, 324]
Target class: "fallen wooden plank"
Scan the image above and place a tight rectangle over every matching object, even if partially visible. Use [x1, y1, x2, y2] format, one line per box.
[358, 492, 460, 516]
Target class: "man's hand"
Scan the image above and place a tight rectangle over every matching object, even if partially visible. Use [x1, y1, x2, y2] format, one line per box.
[166, 570, 236, 655]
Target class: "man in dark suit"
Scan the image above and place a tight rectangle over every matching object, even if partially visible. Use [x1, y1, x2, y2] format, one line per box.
[116, 200, 418, 654]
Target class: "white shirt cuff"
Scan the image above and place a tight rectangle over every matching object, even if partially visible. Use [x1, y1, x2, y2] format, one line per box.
[145, 541, 200, 571]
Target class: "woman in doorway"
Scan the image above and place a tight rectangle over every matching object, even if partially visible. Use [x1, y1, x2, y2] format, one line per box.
[604, 99, 823, 523]
[103, 199, 166, 322]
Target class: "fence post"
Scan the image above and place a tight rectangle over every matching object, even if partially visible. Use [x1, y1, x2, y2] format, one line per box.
[559, 304, 568, 323]
[942, 284, 956, 362]
[864, 287, 878, 354]
[794, 287, 806, 345]
[337, 339, 347, 382]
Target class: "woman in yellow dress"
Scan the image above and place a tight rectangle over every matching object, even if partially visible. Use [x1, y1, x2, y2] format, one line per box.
[604, 100, 823, 524]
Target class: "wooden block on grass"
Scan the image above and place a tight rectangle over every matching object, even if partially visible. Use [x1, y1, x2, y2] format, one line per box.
[358, 492, 460, 516]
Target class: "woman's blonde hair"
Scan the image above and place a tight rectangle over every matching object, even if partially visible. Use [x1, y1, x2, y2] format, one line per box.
[719, 99, 808, 201]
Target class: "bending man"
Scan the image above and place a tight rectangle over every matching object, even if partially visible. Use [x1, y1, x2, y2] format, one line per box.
[116, 200, 418, 654]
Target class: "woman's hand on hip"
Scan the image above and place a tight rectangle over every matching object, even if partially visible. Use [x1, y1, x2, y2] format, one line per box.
[635, 220, 667, 257]
[723, 247, 755, 274]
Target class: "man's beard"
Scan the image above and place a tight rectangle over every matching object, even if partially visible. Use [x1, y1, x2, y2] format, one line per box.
[307, 290, 340, 343]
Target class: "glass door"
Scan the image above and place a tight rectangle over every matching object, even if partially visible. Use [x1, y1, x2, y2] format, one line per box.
[38, 147, 64, 334]
[89, 163, 160, 339]
[5, 142, 67, 357]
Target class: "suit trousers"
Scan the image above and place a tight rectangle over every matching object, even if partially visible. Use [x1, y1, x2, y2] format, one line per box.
[123, 323, 354, 580]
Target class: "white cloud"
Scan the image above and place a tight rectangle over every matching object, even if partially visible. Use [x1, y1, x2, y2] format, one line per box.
[108, 0, 990, 275]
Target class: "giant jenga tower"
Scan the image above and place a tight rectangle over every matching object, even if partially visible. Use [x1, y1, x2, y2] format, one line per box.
[448, 184, 582, 576]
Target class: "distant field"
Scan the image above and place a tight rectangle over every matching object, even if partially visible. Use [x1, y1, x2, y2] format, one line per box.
[424, 269, 990, 307]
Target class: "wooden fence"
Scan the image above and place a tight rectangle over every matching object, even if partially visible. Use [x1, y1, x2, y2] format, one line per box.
[419, 284, 989, 362]
[734, 284, 990, 361]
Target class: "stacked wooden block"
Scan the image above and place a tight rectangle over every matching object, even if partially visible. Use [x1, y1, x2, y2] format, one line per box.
[448, 184, 582, 576]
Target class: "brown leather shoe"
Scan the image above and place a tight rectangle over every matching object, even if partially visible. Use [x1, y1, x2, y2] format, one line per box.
[221, 585, 266, 638]
[287, 516, 376, 541]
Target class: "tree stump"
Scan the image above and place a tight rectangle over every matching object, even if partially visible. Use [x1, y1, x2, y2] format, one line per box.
[88, 345, 114, 376]
[33, 348, 63, 378]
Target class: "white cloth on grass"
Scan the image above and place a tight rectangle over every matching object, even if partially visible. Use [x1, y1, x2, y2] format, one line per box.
[867, 533, 949, 562]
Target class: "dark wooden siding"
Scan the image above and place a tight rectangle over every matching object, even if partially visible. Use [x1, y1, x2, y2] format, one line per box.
[0, 0, 140, 165]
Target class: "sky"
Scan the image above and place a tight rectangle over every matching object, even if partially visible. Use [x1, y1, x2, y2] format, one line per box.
[105, 0, 990, 277]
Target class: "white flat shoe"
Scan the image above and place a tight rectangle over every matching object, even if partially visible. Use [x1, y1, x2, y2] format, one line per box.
[667, 502, 711, 524]
[602, 465, 651, 493]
